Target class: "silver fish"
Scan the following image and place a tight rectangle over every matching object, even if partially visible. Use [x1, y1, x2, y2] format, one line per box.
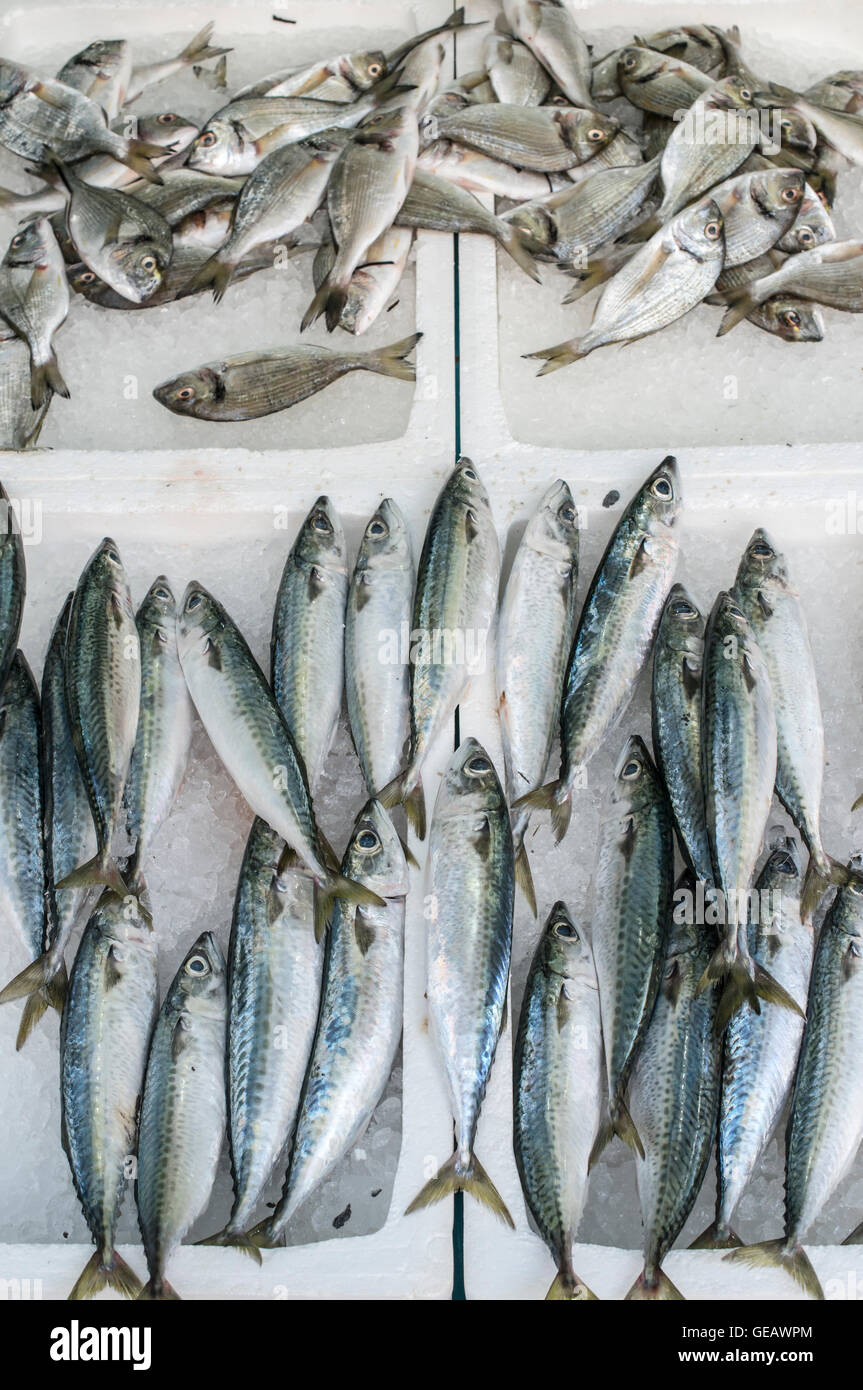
[708, 167, 805, 267]
[313, 225, 414, 335]
[513, 901, 602, 1300]
[125, 22, 231, 106]
[428, 103, 618, 174]
[57, 39, 131, 120]
[68, 239, 281, 310]
[60, 890, 157, 1299]
[380, 458, 500, 841]
[406, 740, 514, 1225]
[187, 91, 379, 177]
[0, 217, 69, 407]
[0, 337, 51, 447]
[345, 499, 414, 798]
[505, 158, 659, 271]
[0, 480, 24, 700]
[396, 167, 540, 282]
[717, 240, 863, 334]
[618, 45, 713, 117]
[517, 458, 680, 842]
[57, 161, 172, 304]
[417, 138, 573, 200]
[497, 480, 579, 914]
[651, 75, 760, 224]
[706, 255, 825, 341]
[502, 0, 592, 107]
[253, 800, 407, 1246]
[136, 931, 227, 1300]
[485, 30, 552, 106]
[805, 70, 863, 115]
[763, 84, 863, 167]
[777, 181, 835, 253]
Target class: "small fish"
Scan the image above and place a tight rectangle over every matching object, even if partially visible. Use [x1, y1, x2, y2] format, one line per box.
[691, 842, 811, 1250]
[252, 800, 407, 1246]
[706, 255, 825, 341]
[124, 578, 192, 896]
[650, 75, 760, 227]
[56, 39, 131, 120]
[0, 337, 51, 447]
[397, 167, 540, 282]
[505, 158, 660, 271]
[197, 818, 323, 1260]
[68, 239, 280, 310]
[591, 736, 674, 1163]
[406, 740, 514, 1226]
[56, 160, 172, 304]
[805, 70, 863, 115]
[124, 22, 231, 105]
[708, 167, 805, 267]
[727, 867, 863, 1298]
[153, 332, 421, 421]
[380, 458, 500, 840]
[60, 890, 157, 1299]
[652, 585, 712, 883]
[346, 500, 414, 800]
[303, 107, 418, 332]
[526, 199, 724, 370]
[60, 539, 140, 902]
[617, 45, 713, 117]
[497, 480, 579, 914]
[513, 902, 602, 1300]
[313, 225, 414, 335]
[761, 84, 863, 167]
[429, 103, 618, 174]
[515, 458, 680, 843]
[271, 496, 347, 794]
[187, 91, 380, 177]
[136, 931, 227, 1301]
[176, 583, 384, 940]
[777, 181, 835, 253]
[626, 878, 722, 1299]
[417, 138, 573, 200]
[717, 240, 863, 334]
[485, 29, 552, 106]
[0, 218, 69, 408]
[502, 0, 593, 107]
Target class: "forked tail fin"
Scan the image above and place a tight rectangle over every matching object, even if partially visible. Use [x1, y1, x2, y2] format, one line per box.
[405, 1150, 514, 1227]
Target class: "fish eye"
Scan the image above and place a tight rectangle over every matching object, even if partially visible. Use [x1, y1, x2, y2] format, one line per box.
[200, 130, 217, 147]
[671, 598, 696, 618]
[587, 127, 605, 142]
[368, 62, 383, 77]
[797, 228, 814, 247]
[153, 585, 171, 601]
[185, 953, 209, 975]
[740, 87, 752, 102]
[781, 308, 801, 328]
[460, 464, 477, 481]
[558, 500, 576, 525]
[727, 602, 745, 620]
[367, 517, 388, 538]
[79, 270, 96, 284]
[356, 828, 380, 852]
[106, 547, 120, 564]
[140, 255, 157, 273]
[622, 53, 638, 70]
[552, 920, 576, 938]
[176, 385, 196, 401]
[781, 118, 791, 131]
[158, 112, 179, 124]
[704, 219, 722, 240]
[186, 592, 202, 611]
[10, 233, 23, 248]
[311, 511, 332, 534]
[750, 540, 773, 558]
[466, 754, 491, 776]
[651, 475, 673, 499]
[621, 758, 641, 780]
[781, 185, 802, 202]
[774, 853, 796, 875]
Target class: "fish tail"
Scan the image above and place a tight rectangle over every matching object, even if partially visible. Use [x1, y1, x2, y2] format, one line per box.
[195, 1227, 263, 1266]
[800, 852, 848, 923]
[522, 341, 585, 375]
[30, 351, 69, 409]
[514, 840, 537, 917]
[120, 141, 166, 185]
[301, 275, 348, 333]
[561, 258, 612, 303]
[625, 1266, 685, 1300]
[186, 252, 235, 304]
[725, 1239, 824, 1300]
[248, 1217, 286, 1250]
[512, 779, 571, 844]
[55, 852, 130, 898]
[178, 20, 232, 65]
[499, 223, 541, 283]
[588, 1099, 644, 1169]
[717, 288, 759, 337]
[752, 961, 805, 1017]
[689, 1220, 742, 1250]
[137, 1277, 181, 1301]
[405, 1150, 514, 1227]
[69, 1248, 143, 1301]
[15, 990, 49, 1050]
[378, 767, 426, 840]
[363, 332, 423, 383]
[546, 1267, 598, 1300]
[843, 1220, 863, 1245]
[0, 949, 67, 1037]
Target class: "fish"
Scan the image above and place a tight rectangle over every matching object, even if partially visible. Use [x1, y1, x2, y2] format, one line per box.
[396, 166, 540, 282]
[485, 29, 552, 106]
[805, 70, 863, 115]
[642, 24, 730, 77]
[717, 240, 863, 334]
[727, 866, 863, 1297]
[153, 332, 421, 421]
[59, 538, 140, 902]
[760, 84, 863, 167]
[0, 479, 25, 692]
[496, 480, 579, 914]
[135, 931, 227, 1300]
[652, 585, 712, 884]
[313, 225, 413, 335]
[381, 35, 451, 118]
[591, 736, 674, 1163]
[617, 45, 713, 117]
[124, 168, 243, 232]
[124, 578, 192, 896]
[124, 22, 231, 105]
[733, 530, 839, 916]
[526, 198, 724, 370]
[57, 39, 131, 120]
[513, 901, 603, 1300]
[777, 181, 835, 253]
[707, 167, 805, 267]
[700, 591, 801, 1028]
[502, 0, 592, 107]
[0, 217, 69, 407]
[175, 582, 384, 940]
[417, 138, 573, 200]
[251, 799, 407, 1246]
[197, 818, 323, 1260]
[271, 496, 347, 795]
[0, 59, 166, 181]
[186, 90, 381, 177]
[0, 652, 57, 1049]
[380, 458, 500, 841]
[406, 739, 514, 1225]
[68, 239, 281, 310]
[60, 890, 158, 1299]
[189, 140, 338, 302]
[0, 337, 51, 447]
[691, 841, 812, 1250]
[302, 107, 418, 332]
[345, 499, 414, 799]
[0, 593, 94, 1022]
[649, 75, 761, 228]
[706, 255, 825, 341]
[515, 457, 680, 842]
[626, 878, 722, 1299]
[504, 158, 660, 272]
[55, 160, 172, 304]
[428, 103, 618, 174]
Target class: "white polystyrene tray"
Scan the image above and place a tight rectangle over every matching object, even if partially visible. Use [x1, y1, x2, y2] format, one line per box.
[451, 0, 863, 1300]
[0, 0, 460, 1301]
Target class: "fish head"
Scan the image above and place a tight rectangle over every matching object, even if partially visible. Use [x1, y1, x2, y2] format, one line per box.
[177, 583, 225, 658]
[344, 798, 409, 900]
[778, 183, 835, 252]
[87, 537, 130, 596]
[708, 590, 765, 678]
[67, 261, 105, 297]
[70, 38, 129, 72]
[525, 478, 579, 567]
[172, 930, 227, 1015]
[2, 216, 60, 270]
[109, 238, 167, 302]
[342, 49, 388, 90]
[503, 201, 557, 254]
[447, 455, 491, 513]
[735, 528, 791, 592]
[187, 117, 243, 174]
[708, 73, 756, 110]
[137, 575, 178, 647]
[674, 197, 725, 262]
[439, 738, 506, 817]
[635, 454, 681, 532]
[357, 497, 411, 572]
[558, 107, 619, 162]
[749, 167, 805, 223]
[761, 835, 803, 891]
[776, 108, 817, 152]
[295, 495, 347, 573]
[657, 583, 705, 659]
[153, 365, 224, 416]
[758, 296, 824, 342]
[610, 734, 661, 817]
[618, 45, 667, 85]
[540, 900, 596, 984]
[132, 110, 201, 154]
[591, 47, 623, 102]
